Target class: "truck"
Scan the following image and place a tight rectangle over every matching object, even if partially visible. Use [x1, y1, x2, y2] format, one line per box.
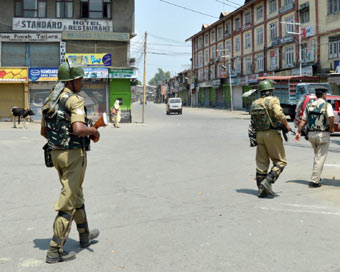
[258, 76, 333, 120]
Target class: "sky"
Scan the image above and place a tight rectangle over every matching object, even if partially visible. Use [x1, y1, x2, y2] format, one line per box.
[133, 0, 245, 83]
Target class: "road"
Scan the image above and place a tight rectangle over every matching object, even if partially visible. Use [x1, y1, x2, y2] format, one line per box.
[2, 102, 340, 272]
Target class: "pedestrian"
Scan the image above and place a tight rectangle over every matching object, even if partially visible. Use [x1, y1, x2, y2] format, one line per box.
[294, 88, 334, 188]
[249, 79, 291, 198]
[41, 62, 100, 263]
[112, 99, 121, 128]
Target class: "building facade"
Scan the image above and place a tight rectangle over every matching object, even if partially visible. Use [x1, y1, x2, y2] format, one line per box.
[0, 0, 135, 122]
[186, 0, 340, 109]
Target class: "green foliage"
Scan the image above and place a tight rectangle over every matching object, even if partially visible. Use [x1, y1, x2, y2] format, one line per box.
[148, 68, 171, 86]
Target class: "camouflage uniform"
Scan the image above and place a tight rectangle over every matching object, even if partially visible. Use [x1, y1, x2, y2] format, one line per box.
[302, 98, 334, 184]
[250, 96, 287, 195]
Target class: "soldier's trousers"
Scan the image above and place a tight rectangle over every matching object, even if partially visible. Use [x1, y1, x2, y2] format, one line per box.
[256, 130, 287, 182]
[49, 148, 88, 248]
[308, 131, 330, 183]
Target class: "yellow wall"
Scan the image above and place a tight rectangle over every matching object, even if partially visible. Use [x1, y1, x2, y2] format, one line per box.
[254, 1, 264, 25]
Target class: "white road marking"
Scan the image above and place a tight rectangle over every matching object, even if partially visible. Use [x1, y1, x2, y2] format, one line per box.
[258, 206, 340, 216]
[0, 257, 11, 262]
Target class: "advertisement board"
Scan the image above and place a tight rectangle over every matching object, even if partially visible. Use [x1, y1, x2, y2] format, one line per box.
[109, 68, 136, 79]
[29, 68, 58, 81]
[66, 53, 112, 66]
[84, 68, 108, 79]
[0, 68, 27, 82]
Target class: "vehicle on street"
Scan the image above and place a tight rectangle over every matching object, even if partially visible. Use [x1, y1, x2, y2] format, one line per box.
[167, 98, 182, 115]
[294, 93, 340, 134]
[258, 76, 332, 120]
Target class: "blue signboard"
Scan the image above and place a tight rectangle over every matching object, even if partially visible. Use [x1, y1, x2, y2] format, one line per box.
[29, 68, 58, 81]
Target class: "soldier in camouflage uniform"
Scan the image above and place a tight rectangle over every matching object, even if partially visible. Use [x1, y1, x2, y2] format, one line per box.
[41, 62, 100, 263]
[295, 88, 334, 188]
[250, 79, 291, 198]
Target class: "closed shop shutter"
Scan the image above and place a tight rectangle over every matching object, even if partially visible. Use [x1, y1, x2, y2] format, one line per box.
[0, 84, 24, 119]
[204, 88, 209, 106]
[30, 43, 60, 67]
[2, 43, 26, 66]
[216, 88, 224, 107]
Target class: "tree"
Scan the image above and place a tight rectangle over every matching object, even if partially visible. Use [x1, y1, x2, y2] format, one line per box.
[148, 68, 171, 86]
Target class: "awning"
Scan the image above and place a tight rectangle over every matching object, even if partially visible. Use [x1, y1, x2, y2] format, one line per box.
[242, 89, 257, 97]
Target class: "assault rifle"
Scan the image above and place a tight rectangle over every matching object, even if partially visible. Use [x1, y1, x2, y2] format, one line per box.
[277, 123, 295, 142]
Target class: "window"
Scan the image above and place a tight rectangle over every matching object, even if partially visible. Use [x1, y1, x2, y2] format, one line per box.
[284, 0, 293, 5]
[257, 54, 264, 71]
[226, 40, 231, 56]
[256, 5, 263, 20]
[199, 69, 203, 81]
[56, 0, 73, 18]
[15, 0, 47, 17]
[301, 44, 308, 63]
[245, 56, 252, 73]
[329, 40, 340, 59]
[198, 37, 203, 50]
[245, 33, 251, 49]
[235, 58, 241, 74]
[204, 33, 209, 46]
[270, 50, 278, 69]
[211, 45, 216, 60]
[204, 49, 209, 64]
[235, 17, 241, 31]
[217, 26, 223, 40]
[285, 46, 294, 67]
[225, 22, 231, 35]
[300, 6, 310, 23]
[211, 65, 216, 79]
[285, 15, 294, 36]
[235, 36, 241, 52]
[205, 67, 209, 80]
[270, 22, 278, 41]
[81, 0, 111, 19]
[217, 42, 223, 57]
[269, 0, 277, 14]
[211, 30, 216, 43]
[257, 27, 263, 45]
[245, 12, 251, 25]
[328, 0, 340, 14]
[199, 52, 203, 67]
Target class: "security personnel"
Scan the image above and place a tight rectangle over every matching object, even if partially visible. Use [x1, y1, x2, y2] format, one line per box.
[250, 79, 291, 197]
[41, 62, 100, 263]
[295, 88, 334, 187]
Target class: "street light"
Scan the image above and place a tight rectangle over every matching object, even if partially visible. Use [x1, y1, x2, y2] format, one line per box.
[219, 54, 233, 111]
[280, 21, 302, 76]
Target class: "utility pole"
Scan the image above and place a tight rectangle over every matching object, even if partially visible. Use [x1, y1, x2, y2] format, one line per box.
[142, 32, 147, 123]
[281, 21, 302, 76]
[218, 48, 233, 111]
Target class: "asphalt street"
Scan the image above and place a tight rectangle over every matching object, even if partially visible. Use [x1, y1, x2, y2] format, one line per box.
[2, 102, 340, 272]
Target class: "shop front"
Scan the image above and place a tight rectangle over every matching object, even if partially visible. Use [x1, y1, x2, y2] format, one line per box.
[0, 67, 28, 120]
[109, 68, 137, 123]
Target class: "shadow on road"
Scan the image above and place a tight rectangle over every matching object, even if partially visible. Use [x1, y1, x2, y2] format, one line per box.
[287, 179, 340, 187]
[33, 238, 98, 253]
[235, 188, 258, 196]
[286, 179, 309, 186]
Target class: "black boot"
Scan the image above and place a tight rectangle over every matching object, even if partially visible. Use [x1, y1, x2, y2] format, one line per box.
[46, 246, 76, 263]
[79, 229, 100, 248]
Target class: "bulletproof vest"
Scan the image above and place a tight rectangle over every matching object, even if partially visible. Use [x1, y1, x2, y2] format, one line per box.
[43, 89, 90, 150]
[250, 97, 278, 131]
[306, 102, 329, 132]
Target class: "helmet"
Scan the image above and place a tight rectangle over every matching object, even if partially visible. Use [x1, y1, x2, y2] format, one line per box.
[258, 79, 274, 93]
[58, 62, 84, 82]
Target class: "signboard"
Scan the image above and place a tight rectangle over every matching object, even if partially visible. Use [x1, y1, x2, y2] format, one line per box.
[13, 18, 112, 32]
[29, 68, 58, 81]
[60, 42, 66, 63]
[62, 31, 129, 41]
[109, 68, 136, 79]
[212, 79, 221, 87]
[301, 25, 314, 39]
[84, 68, 108, 79]
[161, 85, 167, 95]
[0, 33, 60, 42]
[66, 53, 112, 66]
[291, 66, 313, 76]
[0, 68, 27, 82]
[220, 71, 228, 78]
[246, 74, 259, 84]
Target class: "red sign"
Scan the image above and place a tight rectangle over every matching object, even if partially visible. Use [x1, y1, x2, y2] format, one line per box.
[301, 28, 307, 39]
[220, 71, 228, 78]
[270, 50, 276, 58]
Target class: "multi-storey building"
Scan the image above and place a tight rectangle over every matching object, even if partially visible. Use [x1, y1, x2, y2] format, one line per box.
[186, 0, 340, 110]
[0, 0, 135, 122]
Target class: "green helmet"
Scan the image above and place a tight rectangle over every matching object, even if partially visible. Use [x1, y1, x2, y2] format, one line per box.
[58, 62, 84, 82]
[258, 79, 274, 93]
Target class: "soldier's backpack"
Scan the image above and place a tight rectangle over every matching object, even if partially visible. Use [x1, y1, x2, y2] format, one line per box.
[250, 100, 271, 131]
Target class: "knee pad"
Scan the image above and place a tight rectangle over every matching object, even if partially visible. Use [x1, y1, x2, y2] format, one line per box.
[267, 164, 285, 183]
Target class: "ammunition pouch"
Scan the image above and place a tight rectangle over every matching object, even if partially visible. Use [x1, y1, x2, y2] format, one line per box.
[43, 143, 53, 168]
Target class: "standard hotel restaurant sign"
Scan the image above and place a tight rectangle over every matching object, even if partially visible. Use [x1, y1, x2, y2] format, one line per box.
[13, 18, 112, 32]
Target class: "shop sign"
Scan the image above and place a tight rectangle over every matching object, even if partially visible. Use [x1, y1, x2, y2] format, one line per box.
[66, 53, 112, 66]
[220, 71, 228, 78]
[301, 25, 314, 39]
[60, 42, 66, 63]
[62, 31, 129, 41]
[109, 68, 136, 79]
[161, 85, 167, 95]
[0, 68, 27, 82]
[280, 35, 294, 44]
[190, 83, 195, 89]
[29, 68, 58, 81]
[84, 68, 108, 79]
[291, 66, 313, 76]
[0, 33, 60, 42]
[13, 18, 112, 32]
[212, 79, 221, 87]
[246, 74, 258, 84]
[199, 81, 212, 88]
